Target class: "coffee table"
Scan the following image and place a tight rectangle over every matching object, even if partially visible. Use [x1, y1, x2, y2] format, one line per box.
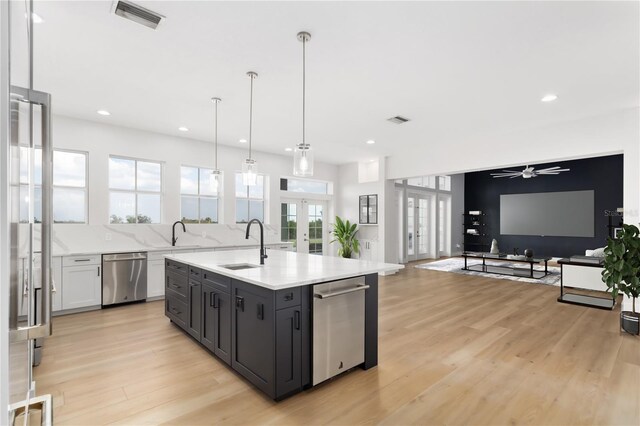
[462, 252, 552, 279]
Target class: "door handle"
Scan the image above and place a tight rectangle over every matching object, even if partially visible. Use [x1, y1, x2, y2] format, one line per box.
[257, 303, 264, 320]
[294, 310, 300, 330]
[213, 293, 219, 309]
[235, 296, 244, 311]
[9, 86, 53, 342]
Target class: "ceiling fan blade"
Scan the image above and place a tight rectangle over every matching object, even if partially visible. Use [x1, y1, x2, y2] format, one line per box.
[536, 166, 562, 172]
[509, 175, 522, 179]
[537, 169, 570, 174]
[491, 173, 521, 178]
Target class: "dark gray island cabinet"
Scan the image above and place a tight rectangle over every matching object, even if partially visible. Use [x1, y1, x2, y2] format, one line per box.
[164, 256, 383, 401]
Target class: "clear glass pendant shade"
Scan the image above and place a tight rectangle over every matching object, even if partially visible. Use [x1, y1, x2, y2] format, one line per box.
[242, 158, 258, 186]
[209, 169, 222, 193]
[293, 143, 314, 176]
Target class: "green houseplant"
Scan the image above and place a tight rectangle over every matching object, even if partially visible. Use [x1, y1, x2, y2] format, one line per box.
[602, 224, 640, 335]
[330, 216, 360, 258]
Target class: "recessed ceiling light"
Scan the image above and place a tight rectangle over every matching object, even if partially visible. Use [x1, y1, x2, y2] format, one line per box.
[178, 126, 189, 132]
[366, 140, 376, 145]
[541, 94, 558, 102]
[239, 139, 247, 143]
[284, 147, 293, 152]
[96, 110, 111, 116]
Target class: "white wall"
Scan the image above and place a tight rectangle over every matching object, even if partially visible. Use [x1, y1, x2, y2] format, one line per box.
[52, 115, 338, 238]
[334, 160, 386, 261]
[450, 173, 465, 255]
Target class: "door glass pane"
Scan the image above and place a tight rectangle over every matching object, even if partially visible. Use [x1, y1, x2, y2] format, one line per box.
[137, 193, 160, 223]
[109, 157, 135, 190]
[137, 161, 161, 192]
[200, 197, 218, 223]
[407, 197, 415, 256]
[180, 166, 198, 195]
[53, 188, 85, 223]
[110, 192, 135, 223]
[418, 198, 428, 255]
[308, 204, 323, 254]
[281, 203, 298, 250]
[181, 196, 198, 223]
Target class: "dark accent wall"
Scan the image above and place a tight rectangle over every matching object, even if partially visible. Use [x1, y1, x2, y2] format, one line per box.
[464, 155, 623, 258]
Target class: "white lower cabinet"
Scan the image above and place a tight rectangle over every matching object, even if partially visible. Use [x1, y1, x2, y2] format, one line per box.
[360, 240, 378, 262]
[147, 259, 165, 298]
[62, 258, 102, 310]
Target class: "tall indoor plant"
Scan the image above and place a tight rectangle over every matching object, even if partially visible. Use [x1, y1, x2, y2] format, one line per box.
[602, 224, 640, 335]
[331, 216, 360, 258]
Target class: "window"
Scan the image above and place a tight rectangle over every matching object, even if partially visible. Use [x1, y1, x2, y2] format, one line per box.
[109, 157, 162, 224]
[281, 203, 297, 249]
[280, 178, 329, 194]
[180, 166, 220, 223]
[438, 176, 451, 191]
[19, 148, 87, 224]
[235, 173, 265, 223]
[407, 176, 436, 189]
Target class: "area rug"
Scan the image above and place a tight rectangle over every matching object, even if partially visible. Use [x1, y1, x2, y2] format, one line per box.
[416, 257, 561, 286]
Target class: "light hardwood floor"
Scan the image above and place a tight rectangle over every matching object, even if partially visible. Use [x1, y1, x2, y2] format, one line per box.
[35, 262, 639, 425]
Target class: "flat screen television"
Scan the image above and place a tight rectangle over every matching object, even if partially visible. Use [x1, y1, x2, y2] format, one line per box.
[500, 190, 595, 237]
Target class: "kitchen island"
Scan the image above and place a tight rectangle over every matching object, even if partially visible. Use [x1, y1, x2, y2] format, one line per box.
[163, 249, 402, 400]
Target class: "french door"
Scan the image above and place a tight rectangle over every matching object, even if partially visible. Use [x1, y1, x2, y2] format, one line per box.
[407, 193, 436, 261]
[3, 1, 54, 424]
[281, 199, 327, 255]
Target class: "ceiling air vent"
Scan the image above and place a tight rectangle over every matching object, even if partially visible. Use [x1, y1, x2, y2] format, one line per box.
[387, 115, 410, 124]
[113, 0, 165, 30]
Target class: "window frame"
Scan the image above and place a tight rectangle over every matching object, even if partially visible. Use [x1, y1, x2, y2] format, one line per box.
[235, 172, 266, 224]
[180, 165, 221, 224]
[108, 155, 163, 224]
[18, 147, 89, 224]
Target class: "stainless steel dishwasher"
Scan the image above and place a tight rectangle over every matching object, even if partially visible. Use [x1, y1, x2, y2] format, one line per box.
[102, 252, 148, 306]
[313, 276, 369, 385]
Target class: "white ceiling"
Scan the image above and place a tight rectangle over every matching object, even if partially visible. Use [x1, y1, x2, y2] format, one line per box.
[29, 1, 639, 165]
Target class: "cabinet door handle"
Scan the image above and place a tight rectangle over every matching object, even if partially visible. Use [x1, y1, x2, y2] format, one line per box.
[213, 293, 219, 309]
[97, 266, 100, 277]
[257, 303, 264, 320]
[294, 310, 300, 330]
[209, 292, 214, 307]
[235, 296, 244, 311]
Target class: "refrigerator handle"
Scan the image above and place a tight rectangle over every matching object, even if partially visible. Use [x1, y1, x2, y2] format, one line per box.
[9, 86, 53, 343]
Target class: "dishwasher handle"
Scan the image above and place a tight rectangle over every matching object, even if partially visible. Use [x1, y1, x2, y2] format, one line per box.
[314, 284, 370, 299]
[103, 253, 147, 262]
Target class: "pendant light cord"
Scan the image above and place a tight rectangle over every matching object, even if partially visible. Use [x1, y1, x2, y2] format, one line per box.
[302, 36, 306, 148]
[249, 74, 254, 159]
[214, 100, 218, 170]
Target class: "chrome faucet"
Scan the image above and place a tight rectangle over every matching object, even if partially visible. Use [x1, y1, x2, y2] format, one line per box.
[172, 220, 186, 246]
[245, 219, 268, 265]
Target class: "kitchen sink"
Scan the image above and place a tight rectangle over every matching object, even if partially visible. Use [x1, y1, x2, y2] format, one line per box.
[219, 263, 261, 271]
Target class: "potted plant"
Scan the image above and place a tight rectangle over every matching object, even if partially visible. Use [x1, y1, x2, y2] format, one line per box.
[330, 216, 360, 259]
[602, 223, 640, 335]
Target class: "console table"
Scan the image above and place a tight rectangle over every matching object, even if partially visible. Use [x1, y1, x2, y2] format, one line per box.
[462, 252, 551, 279]
[557, 258, 614, 310]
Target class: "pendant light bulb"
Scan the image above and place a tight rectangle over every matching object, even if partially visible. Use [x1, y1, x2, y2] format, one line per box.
[293, 31, 314, 177]
[210, 97, 223, 194]
[243, 72, 259, 186]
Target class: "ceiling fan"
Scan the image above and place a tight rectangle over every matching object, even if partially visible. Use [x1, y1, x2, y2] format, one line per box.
[490, 165, 570, 179]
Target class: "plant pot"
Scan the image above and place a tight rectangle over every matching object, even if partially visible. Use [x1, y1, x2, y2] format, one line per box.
[620, 311, 639, 335]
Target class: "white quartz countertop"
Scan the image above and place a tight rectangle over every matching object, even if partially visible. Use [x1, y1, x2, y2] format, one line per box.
[164, 249, 404, 290]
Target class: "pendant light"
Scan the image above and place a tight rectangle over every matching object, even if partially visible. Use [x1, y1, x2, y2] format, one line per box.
[242, 71, 258, 186]
[293, 31, 314, 176]
[209, 97, 222, 193]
